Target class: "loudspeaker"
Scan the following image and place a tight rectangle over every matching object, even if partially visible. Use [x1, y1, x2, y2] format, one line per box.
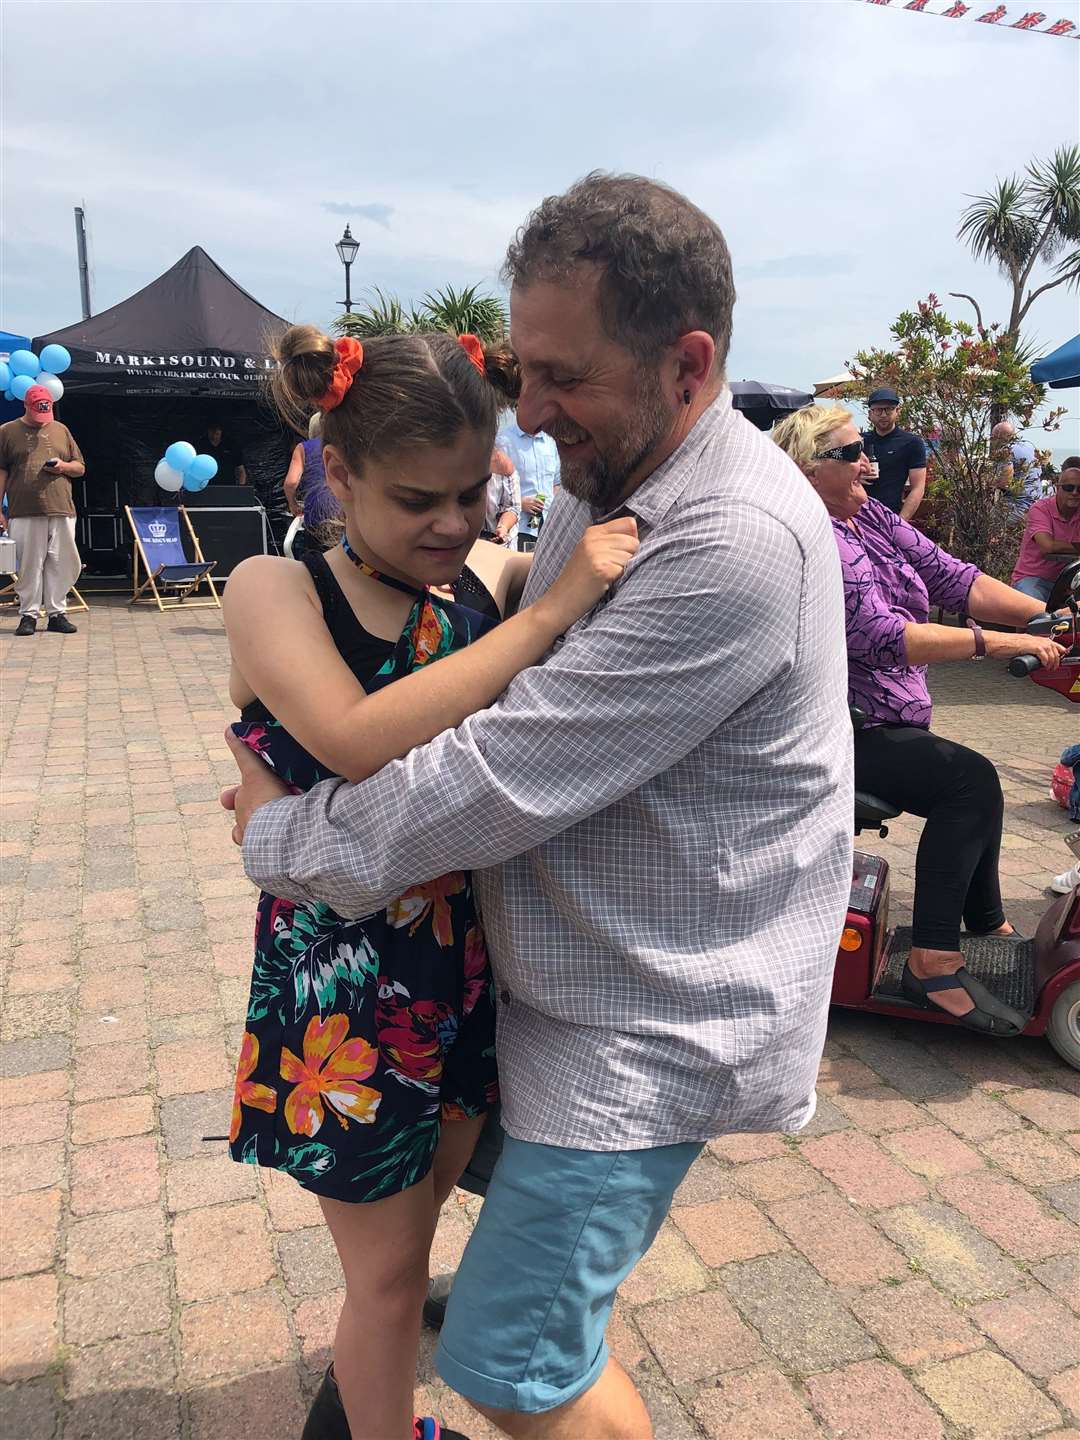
[183, 506, 270, 578]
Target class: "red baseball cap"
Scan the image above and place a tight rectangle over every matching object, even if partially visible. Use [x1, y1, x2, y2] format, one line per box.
[23, 385, 54, 425]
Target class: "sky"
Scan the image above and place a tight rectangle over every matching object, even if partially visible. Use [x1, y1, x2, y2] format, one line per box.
[2, 0, 1078, 450]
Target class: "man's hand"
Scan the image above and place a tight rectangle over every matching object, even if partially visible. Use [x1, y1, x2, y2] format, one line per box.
[521, 495, 545, 517]
[220, 729, 291, 847]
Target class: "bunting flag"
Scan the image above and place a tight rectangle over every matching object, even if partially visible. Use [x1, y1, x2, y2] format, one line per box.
[859, 0, 1077, 35]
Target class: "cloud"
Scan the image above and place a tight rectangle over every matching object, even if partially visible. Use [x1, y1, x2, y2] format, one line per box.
[321, 202, 395, 229]
[740, 255, 856, 283]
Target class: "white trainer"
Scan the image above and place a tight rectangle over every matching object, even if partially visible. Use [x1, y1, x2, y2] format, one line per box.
[1050, 862, 1080, 895]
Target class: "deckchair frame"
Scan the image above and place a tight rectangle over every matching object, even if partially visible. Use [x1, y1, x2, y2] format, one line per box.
[0, 579, 89, 612]
[126, 505, 221, 612]
[0, 541, 90, 613]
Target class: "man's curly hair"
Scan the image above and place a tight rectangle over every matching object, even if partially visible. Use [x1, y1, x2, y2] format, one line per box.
[503, 171, 735, 374]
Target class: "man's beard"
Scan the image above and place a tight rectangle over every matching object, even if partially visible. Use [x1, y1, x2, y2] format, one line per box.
[552, 371, 675, 512]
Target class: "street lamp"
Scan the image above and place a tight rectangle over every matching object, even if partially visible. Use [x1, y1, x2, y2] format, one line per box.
[335, 224, 360, 314]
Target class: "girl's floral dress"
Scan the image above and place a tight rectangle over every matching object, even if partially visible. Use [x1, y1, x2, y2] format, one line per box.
[228, 550, 499, 1202]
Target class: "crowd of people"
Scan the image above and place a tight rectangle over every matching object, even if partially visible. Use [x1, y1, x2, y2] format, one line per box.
[0, 170, 1073, 1440]
[209, 173, 1072, 1440]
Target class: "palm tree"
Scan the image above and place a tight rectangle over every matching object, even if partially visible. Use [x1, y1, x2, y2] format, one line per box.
[420, 284, 508, 342]
[333, 282, 507, 342]
[952, 145, 1080, 343]
[332, 288, 419, 339]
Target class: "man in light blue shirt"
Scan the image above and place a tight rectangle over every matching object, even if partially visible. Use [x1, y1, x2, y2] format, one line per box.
[993, 422, 1046, 517]
[495, 416, 561, 549]
[1008, 438, 1045, 514]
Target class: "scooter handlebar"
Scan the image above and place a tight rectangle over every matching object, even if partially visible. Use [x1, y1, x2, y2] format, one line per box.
[1008, 653, 1042, 677]
[1025, 612, 1057, 637]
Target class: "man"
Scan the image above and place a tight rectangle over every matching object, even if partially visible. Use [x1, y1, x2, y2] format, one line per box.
[202, 422, 247, 485]
[224, 173, 852, 1440]
[862, 386, 927, 519]
[483, 448, 521, 545]
[496, 415, 561, 550]
[0, 385, 85, 635]
[991, 420, 1045, 517]
[1011, 459, 1080, 603]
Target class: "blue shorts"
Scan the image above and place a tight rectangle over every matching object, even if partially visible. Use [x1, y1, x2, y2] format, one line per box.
[435, 1134, 702, 1414]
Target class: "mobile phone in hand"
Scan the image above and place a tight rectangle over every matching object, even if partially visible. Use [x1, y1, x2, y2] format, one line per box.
[45, 458, 59, 468]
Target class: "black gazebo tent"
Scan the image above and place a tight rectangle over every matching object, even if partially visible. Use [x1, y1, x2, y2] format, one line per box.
[33, 247, 293, 574]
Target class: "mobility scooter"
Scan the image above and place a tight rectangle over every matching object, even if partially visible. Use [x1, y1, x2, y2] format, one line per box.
[840, 561, 1080, 1069]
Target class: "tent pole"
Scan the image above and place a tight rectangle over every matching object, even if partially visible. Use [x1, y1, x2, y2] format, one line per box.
[74, 207, 92, 320]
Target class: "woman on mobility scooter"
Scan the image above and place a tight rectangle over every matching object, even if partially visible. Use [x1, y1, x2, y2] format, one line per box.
[772, 406, 1064, 1035]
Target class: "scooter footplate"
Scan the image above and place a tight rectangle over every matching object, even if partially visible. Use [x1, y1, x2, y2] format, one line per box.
[878, 927, 1036, 1014]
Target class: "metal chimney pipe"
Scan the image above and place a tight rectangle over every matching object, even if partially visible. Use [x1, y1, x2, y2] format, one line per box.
[74, 206, 92, 319]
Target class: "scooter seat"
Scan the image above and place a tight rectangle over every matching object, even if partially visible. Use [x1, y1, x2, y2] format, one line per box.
[854, 791, 902, 827]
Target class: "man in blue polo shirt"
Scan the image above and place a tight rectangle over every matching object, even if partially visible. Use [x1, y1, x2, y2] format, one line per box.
[862, 387, 927, 519]
[495, 414, 561, 551]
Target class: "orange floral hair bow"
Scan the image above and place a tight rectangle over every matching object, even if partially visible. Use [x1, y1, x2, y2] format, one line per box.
[317, 337, 365, 412]
[457, 333, 486, 377]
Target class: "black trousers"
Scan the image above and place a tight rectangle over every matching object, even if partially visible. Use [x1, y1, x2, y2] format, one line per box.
[854, 724, 1006, 951]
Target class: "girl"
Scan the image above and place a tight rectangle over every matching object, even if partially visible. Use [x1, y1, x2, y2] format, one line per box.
[223, 324, 637, 1440]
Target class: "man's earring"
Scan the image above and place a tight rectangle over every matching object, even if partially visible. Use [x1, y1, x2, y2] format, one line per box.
[683, 389, 691, 406]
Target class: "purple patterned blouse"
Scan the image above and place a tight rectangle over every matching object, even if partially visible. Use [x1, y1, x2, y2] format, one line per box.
[833, 498, 979, 729]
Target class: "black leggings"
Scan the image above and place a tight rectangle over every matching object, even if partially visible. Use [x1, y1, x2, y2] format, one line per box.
[854, 725, 1006, 951]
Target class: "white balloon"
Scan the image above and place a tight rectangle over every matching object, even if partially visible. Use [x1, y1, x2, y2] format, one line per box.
[36, 373, 64, 402]
[154, 460, 185, 492]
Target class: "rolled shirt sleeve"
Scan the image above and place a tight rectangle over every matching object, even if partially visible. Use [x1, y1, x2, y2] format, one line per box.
[883, 508, 978, 614]
[243, 500, 805, 919]
[834, 502, 979, 675]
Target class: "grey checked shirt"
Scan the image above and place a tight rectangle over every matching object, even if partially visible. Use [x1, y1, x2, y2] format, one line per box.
[245, 393, 853, 1150]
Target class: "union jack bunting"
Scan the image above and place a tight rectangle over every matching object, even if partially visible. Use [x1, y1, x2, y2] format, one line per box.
[865, 0, 1077, 35]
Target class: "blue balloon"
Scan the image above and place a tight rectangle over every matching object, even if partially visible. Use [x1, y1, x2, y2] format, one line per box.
[183, 454, 218, 487]
[10, 374, 34, 401]
[165, 440, 197, 473]
[9, 350, 40, 379]
[38, 345, 71, 376]
[3, 390, 13, 402]
[0, 362, 9, 392]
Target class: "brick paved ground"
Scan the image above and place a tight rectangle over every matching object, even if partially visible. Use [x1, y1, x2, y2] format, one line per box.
[1, 600, 1077, 1440]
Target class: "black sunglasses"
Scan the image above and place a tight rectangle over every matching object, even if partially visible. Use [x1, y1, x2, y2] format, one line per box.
[1060, 482, 1080, 494]
[814, 440, 864, 464]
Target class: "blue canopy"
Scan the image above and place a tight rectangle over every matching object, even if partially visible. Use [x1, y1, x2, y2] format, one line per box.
[1031, 333, 1080, 389]
[0, 330, 30, 421]
[0, 329, 30, 354]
